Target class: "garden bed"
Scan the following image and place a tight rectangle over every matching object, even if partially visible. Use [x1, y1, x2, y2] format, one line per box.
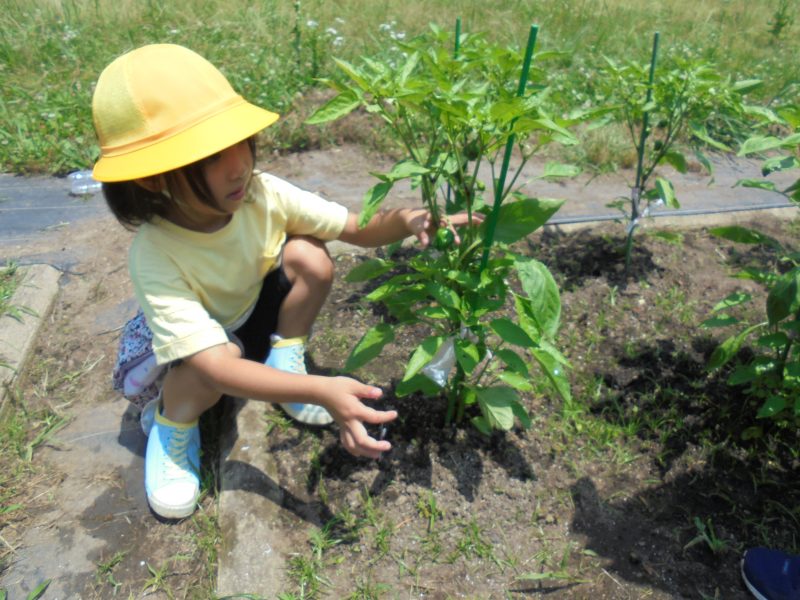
[263, 216, 800, 599]
[1, 181, 798, 599]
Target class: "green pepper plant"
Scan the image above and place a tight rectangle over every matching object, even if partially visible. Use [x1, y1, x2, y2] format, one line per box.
[307, 24, 584, 433]
[599, 33, 769, 272]
[703, 131, 800, 430]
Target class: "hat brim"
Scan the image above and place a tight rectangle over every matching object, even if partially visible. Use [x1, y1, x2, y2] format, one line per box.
[93, 101, 279, 182]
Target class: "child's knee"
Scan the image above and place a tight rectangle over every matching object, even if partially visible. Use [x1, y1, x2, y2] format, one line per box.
[283, 235, 334, 284]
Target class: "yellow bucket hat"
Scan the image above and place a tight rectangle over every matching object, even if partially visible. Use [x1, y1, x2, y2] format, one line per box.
[92, 44, 279, 182]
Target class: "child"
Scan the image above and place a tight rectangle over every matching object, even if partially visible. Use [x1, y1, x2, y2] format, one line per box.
[92, 44, 474, 520]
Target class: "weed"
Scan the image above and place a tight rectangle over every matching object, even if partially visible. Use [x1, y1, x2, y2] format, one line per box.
[450, 519, 496, 563]
[768, 0, 794, 40]
[684, 517, 729, 554]
[346, 577, 392, 599]
[286, 553, 330, 598]
[95, 550, 126, 594]
[142, 562, 174, 598]
[0, 580, 52, 600]
[415, 490, 443, 534]
[264, 410, 292, 436]
[0, 263, 22, 320]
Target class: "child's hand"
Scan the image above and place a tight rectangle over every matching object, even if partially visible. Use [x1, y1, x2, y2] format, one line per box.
[406, 209, 484, 249]
[323, 377, 398, 459]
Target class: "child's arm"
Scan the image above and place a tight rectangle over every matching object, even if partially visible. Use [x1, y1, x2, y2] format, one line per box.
[185, 345, 395, 459]
[337, 208, 479, 248]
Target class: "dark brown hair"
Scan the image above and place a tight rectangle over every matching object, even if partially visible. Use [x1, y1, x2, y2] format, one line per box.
[103, 137, 256, 229]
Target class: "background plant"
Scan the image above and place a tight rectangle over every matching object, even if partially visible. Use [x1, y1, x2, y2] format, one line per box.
[703, 131, 800, 428]
[598, 33, 774, 271]
[308, 24, 578, 433]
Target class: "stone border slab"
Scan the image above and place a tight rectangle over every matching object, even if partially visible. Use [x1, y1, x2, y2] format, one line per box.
[0, 264, 61, 413]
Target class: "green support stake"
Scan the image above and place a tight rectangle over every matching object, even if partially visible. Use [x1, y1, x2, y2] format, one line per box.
[634, 31, 660, 196]
[454, 16, 461, 57]
[625, 31, 660, 272]
[479, 24, 539, 271]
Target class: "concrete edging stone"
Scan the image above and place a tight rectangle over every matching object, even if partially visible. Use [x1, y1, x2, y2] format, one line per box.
[0, 264, 61, 418]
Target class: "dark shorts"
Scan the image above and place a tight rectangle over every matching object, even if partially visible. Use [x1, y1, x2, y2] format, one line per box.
[232, 265, 292, 363]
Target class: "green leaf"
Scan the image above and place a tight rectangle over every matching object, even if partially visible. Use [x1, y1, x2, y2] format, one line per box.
[495, 348, 530, 375]
[358, 181, 393, 228]
[515, 258, 561, 339]
[378, 159, 430, 182]
[737, 179, 778, 192]
[397, 51, 420, 85]
[762, 155, 800, 176]
[476, 386, 518, 430]
[661, 150, 688, 174]
[756, 332, 789, 349]
[489, 197, 564, 244]
[305, 90, 361, 125]
[694, 149, 714, 180]
[739, 135, 784, 156]
[402, 336, 445, 382]
[490, 318, 536, 348]
[654, 177, 679, 209]
[689, 121, 731, 152]
[454, 339, 481, 375]
[701, 315, 740, 328]
[767, 270, 800, 324]
[742, 104, 782, 124]
[707, 324, 762, 371]
[510, 401, 532, 429]
[531, 347, 571, 403]
[499, 370, 534, 392]
[539, 162, 581, 180]
[733, 79, 763, 93]
[345, 258, 395, 283]
[332, 57, 371, 90]
[424, 281, 462, 310]
[471, 415, 492, 436]
[25, 581, 51, 600]
[710, 226, 782, 249]
[757, 395, 786, 419]
[417, 305, 457, 320]
[729, 363, 757, 385]
[395, 373, 442, 397]
[712, 291, 752, 312]
[345, 324, 395, 372]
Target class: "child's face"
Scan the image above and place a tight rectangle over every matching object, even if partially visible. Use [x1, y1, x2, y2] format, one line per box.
[173, 139, 254, 230]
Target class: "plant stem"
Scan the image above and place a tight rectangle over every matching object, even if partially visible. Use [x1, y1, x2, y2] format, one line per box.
[446, 365, 466, 425]
[479, 24, 539, 272]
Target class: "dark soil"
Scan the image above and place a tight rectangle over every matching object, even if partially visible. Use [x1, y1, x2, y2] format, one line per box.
[265, 217, 800, 599]
[1, 146, 798, 598]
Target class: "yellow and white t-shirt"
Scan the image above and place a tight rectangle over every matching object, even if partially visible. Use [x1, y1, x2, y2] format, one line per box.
[128, 171, 348, 364]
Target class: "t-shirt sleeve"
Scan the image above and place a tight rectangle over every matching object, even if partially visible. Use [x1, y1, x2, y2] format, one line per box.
[261, 173, 348, 240]
[129, 237, 229, 365]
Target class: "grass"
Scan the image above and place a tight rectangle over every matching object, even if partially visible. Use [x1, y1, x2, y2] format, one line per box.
[0, 263, 23, 322]
[1, 0, 797, 175]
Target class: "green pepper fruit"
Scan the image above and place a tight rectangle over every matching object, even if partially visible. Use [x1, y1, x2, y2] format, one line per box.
[464, 139, 481, 161]
[434, 228, 455, 250]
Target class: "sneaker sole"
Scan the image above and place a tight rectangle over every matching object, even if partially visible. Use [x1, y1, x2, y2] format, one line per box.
[148, 494, 198, 520]
[741, 559, 770, 600]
